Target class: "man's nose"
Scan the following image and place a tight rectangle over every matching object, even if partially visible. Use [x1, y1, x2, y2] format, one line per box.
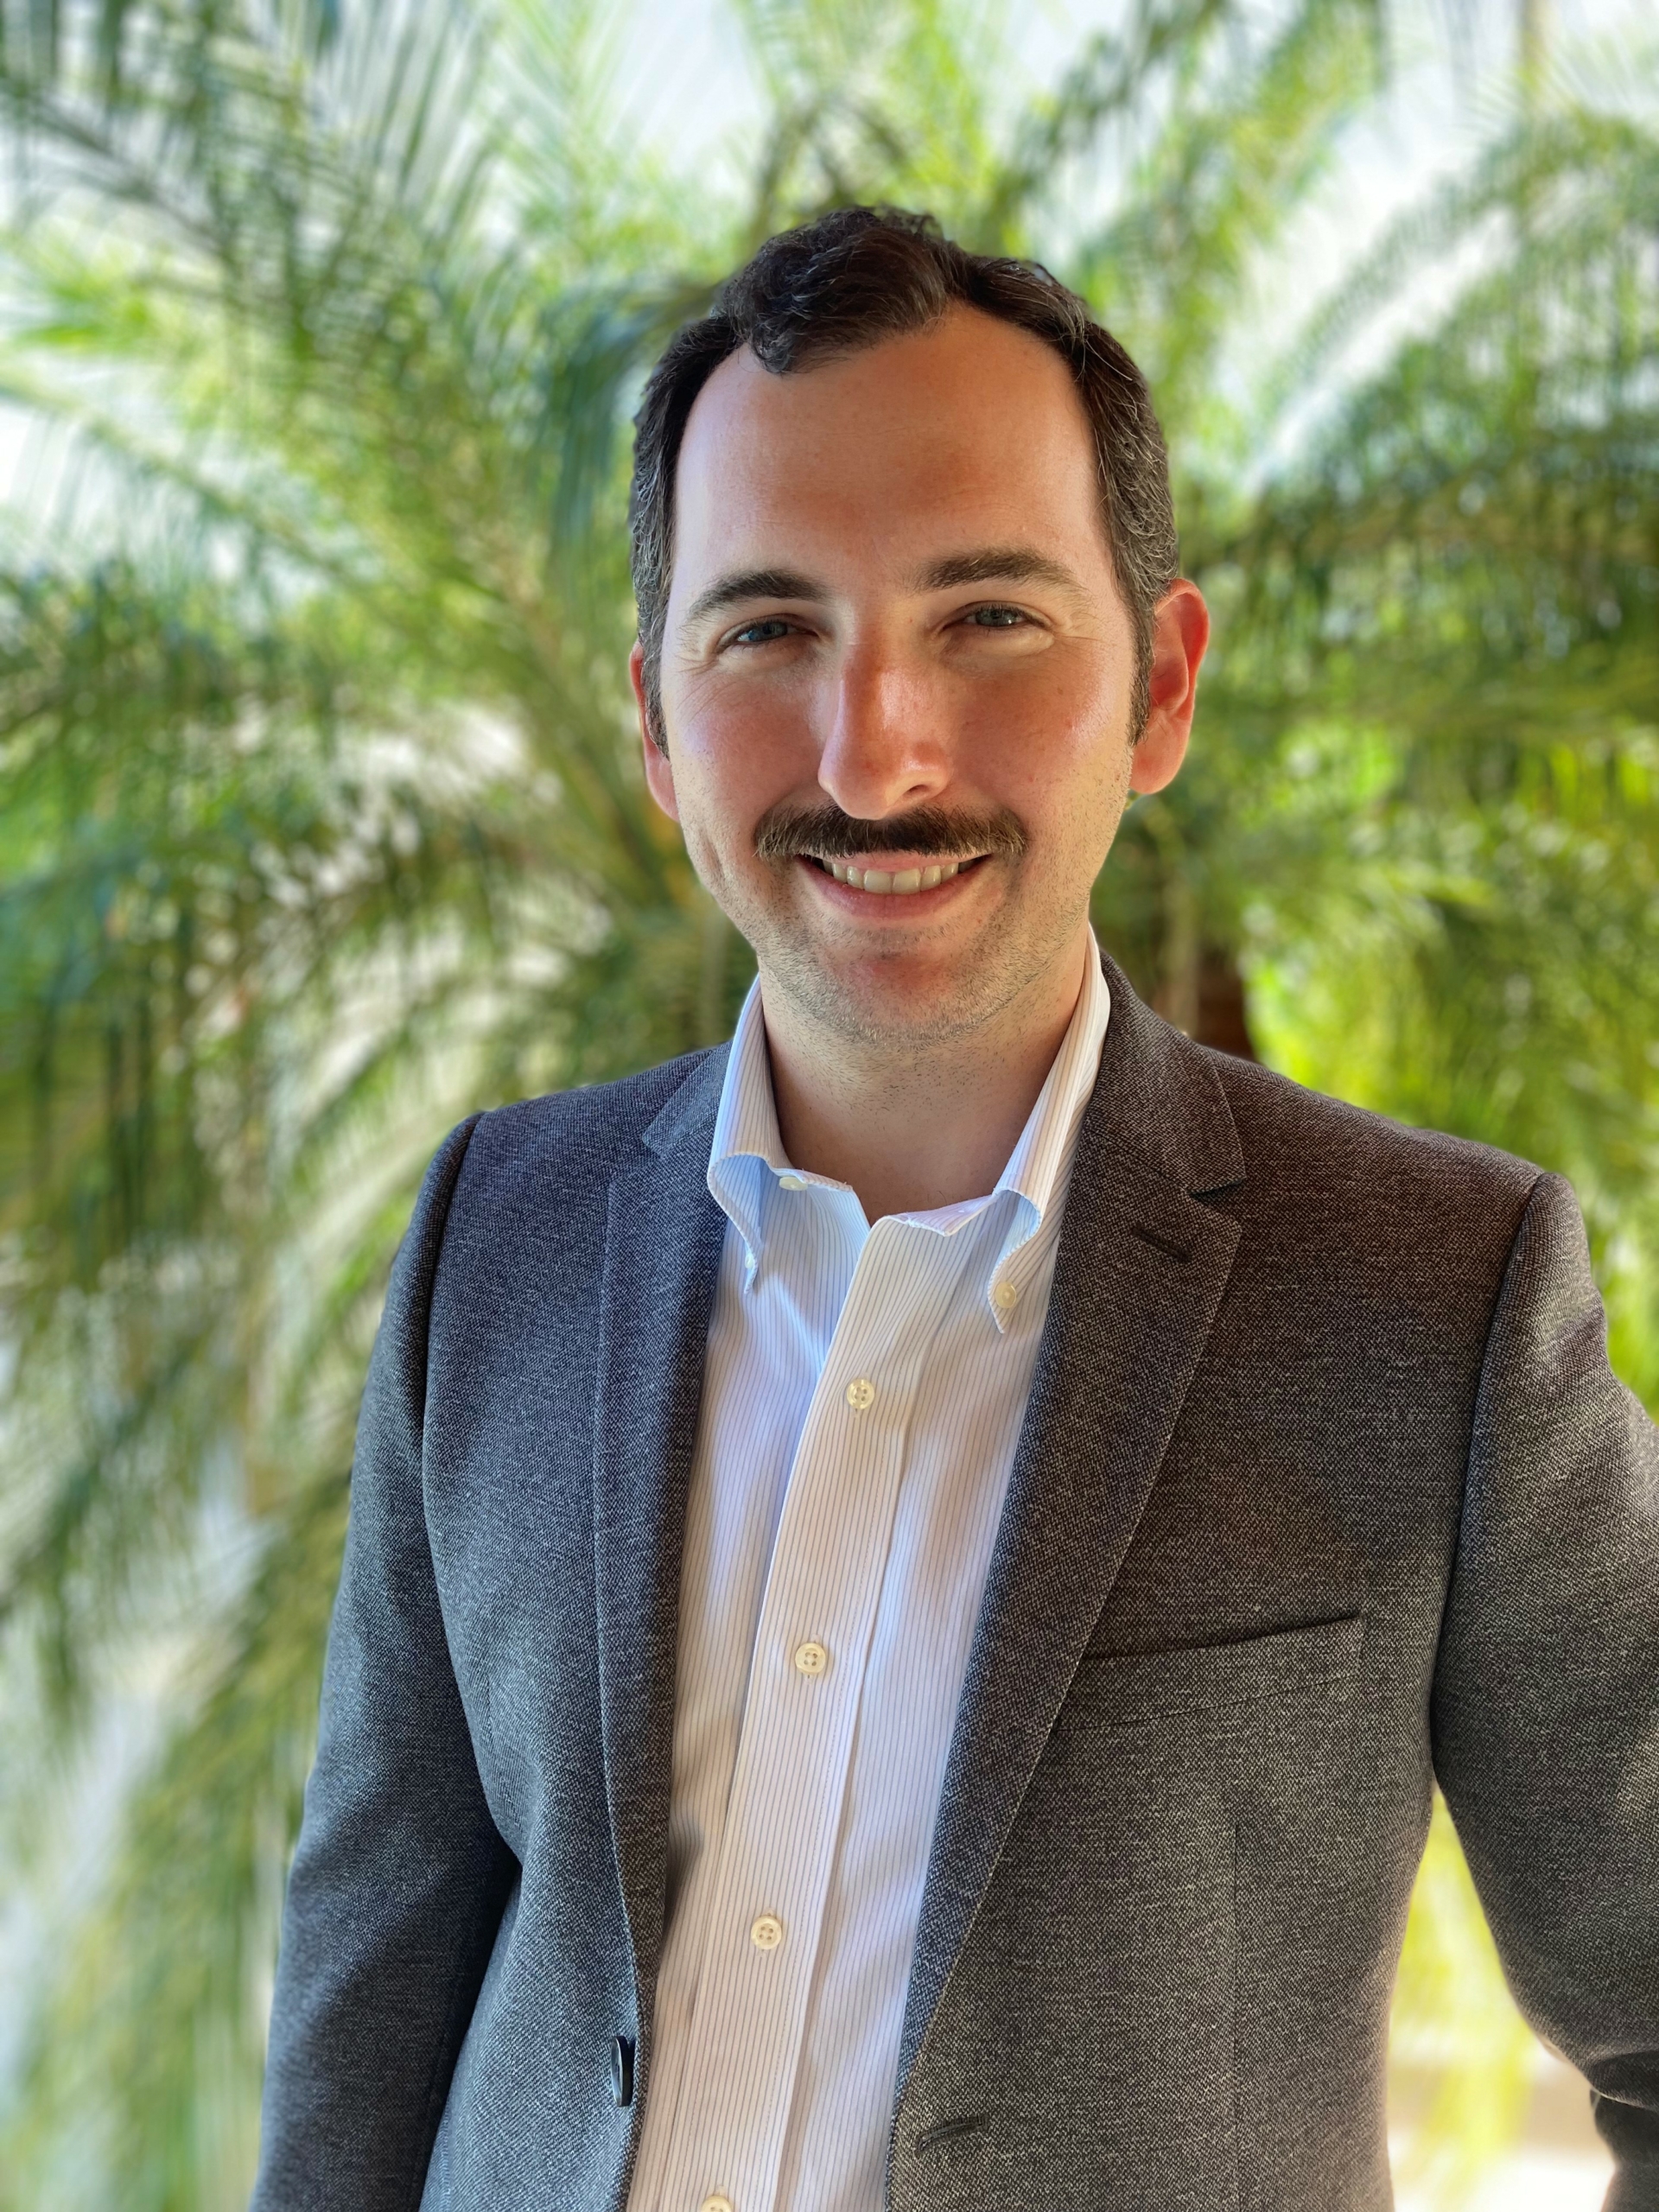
[814, 640, 950, 823]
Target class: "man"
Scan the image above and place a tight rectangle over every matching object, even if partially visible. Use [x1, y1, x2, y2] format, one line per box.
[251, 208, 1659, 2212]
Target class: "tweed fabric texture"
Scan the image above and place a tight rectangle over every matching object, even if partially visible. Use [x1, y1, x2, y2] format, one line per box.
[251, 959, 1659, 2212]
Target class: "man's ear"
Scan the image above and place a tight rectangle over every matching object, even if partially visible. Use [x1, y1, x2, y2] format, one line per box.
[630, 640, 680, 822]
[1128, 580, 1210, 797]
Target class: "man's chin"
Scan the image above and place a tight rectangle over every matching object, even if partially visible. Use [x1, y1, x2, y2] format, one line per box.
[759, 925, 1019, 1053]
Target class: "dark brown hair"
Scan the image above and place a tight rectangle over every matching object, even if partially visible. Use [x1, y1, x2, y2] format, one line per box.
[628, 206, 1179, 750]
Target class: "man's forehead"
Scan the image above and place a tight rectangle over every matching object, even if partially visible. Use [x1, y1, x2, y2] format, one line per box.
[677, 309, 1093, 480]
[668, 311, 1109, 601]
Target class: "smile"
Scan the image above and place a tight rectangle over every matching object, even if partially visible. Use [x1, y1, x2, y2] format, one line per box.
[808, 855, 982, 895]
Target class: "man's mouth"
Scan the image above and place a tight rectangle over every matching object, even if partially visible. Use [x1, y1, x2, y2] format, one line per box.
[806, 855, 983, 896]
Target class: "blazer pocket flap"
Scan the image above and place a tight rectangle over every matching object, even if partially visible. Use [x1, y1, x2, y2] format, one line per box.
[1078, 1613, 1366, 1726]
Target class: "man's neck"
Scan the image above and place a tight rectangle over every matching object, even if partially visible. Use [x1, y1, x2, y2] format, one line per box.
[759, 926, 1092, 1223]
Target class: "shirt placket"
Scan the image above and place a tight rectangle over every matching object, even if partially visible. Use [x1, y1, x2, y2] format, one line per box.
[655, 1222, 954, 2212]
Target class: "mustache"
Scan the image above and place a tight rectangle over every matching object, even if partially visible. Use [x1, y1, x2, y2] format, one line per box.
[753, 800, 1027, 865]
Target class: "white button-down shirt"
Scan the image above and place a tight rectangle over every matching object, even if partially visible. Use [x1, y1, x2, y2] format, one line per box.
[626, 940, 1111, 2212]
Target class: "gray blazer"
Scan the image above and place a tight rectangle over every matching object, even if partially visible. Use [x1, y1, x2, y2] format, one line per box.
[251, 959, 1659, 2212]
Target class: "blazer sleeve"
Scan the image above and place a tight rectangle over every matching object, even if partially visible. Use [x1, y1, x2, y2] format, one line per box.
[251, 1114, 517, 2212]
[1430, 1170, 1659, 2209]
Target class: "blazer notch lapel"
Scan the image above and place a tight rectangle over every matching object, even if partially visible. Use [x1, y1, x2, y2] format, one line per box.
[592, 1072, 728, 2036]
[895, 982, 1247, 2106]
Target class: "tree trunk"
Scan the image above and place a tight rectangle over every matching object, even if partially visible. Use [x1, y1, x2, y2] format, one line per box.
[1196, 946, 1257, 1059]
[1154, 940, 1257, 1059]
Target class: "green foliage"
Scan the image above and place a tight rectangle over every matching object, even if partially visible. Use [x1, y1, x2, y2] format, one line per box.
[1389, 1790, 1539, 2203]
[0, 2, 1651, 2205]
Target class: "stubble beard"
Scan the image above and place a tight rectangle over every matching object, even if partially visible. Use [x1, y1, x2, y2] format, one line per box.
[706, 845, 1087, 1065]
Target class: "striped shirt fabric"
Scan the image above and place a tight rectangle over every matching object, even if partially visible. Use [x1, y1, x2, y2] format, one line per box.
[624, 939, 1112, 2212]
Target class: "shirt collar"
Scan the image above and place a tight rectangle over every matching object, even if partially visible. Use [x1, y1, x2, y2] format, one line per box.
[707, 935, 1111, 1307]
[991, 934, 1110, 1225]
[705, 979, 796, 1272]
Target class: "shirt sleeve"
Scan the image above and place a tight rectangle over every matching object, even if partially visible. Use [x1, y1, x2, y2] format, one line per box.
[1431, 1169, 1659, 2209]
[251, 1113, 518, 2212]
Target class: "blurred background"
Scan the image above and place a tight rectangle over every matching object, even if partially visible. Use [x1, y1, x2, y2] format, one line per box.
[0, 0, 1653, 2203]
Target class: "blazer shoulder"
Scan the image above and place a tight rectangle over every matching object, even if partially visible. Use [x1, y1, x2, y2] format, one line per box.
[1204, 1046, 1542, 1232]
[429, 1046, 724, 1249]
[481, 1046, 720, 1161]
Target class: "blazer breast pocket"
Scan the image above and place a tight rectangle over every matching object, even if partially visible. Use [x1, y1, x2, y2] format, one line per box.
[1065, 1612, 1369, 1806]
[1075, 1612, 1368, 1722]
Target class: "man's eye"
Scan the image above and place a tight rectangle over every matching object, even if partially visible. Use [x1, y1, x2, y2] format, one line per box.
[964, 605, 1030, 628]
[728, 618, 794, 647]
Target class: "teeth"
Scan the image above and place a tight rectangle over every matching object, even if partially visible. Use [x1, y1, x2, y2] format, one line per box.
[819, 858, 967, 893]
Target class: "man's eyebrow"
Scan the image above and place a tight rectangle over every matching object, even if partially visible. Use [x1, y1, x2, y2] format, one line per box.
[916, 547, 1086, 596]
[681, 568, 828, 632]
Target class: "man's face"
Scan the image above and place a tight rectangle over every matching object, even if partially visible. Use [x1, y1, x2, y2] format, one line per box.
[633, 305, 1201, 1052]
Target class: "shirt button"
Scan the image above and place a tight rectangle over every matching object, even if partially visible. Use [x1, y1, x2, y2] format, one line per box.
[794, 1640, 829, 1677]
[993, 1279, 1020, 1310]
[778, 1173, 806, 1191]
[845, 1376, 876, 1412]
[750, 1912, 785, 1951]
[700, 2197, 735, 2212]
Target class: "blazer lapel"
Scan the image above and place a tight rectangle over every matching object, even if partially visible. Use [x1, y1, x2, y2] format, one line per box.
[592, 1049, 730, 2041]
[896, 969, 1247, 2097]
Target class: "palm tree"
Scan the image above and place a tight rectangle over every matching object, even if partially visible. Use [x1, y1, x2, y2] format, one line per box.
[0, 0, 1651, 2203]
